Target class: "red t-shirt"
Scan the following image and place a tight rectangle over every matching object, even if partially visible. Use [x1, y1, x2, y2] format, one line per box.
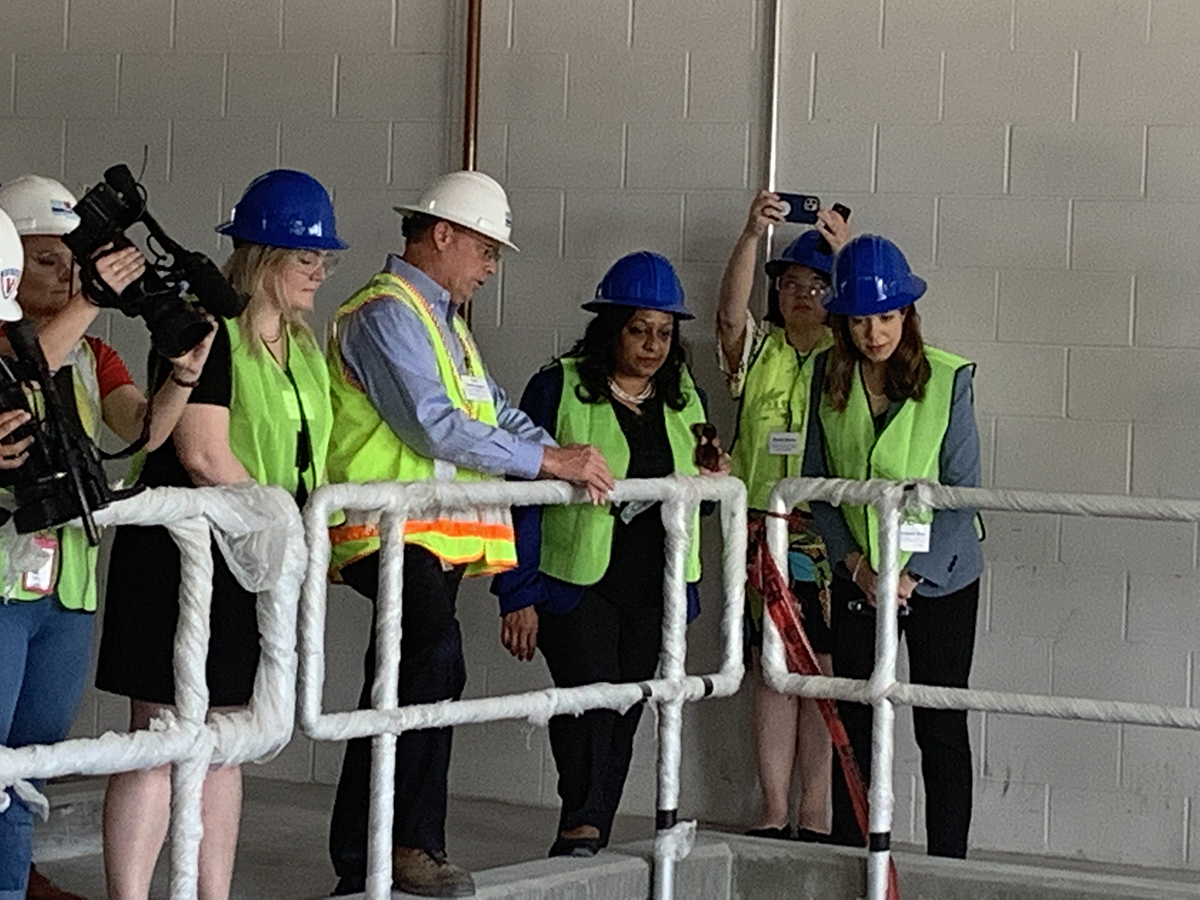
[83, 336, 134, 398]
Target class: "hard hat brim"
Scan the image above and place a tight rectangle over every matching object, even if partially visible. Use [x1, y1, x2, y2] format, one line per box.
[580, 296, 695, 320]
[215, 220, 348, 250]
[393, 204, 520, 253]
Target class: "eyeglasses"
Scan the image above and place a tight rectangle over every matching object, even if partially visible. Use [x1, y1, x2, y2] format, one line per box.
[290, 250, 339, 276]
[451, 224, 503, 263]
[776, 275, 829, 298]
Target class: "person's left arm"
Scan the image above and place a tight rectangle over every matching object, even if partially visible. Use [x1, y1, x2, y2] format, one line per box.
[901, 365, 981, 590]
[99, 327, 215, 451]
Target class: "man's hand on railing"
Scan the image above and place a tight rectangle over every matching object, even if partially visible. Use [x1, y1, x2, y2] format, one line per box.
[538, 443, 614, 504]
[500, 606, 539, 661]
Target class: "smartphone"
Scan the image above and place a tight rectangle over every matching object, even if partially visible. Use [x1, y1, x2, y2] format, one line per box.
[776, 192, 821, 224]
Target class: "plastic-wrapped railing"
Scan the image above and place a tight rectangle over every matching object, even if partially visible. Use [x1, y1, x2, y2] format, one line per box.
[0, 484, 305, 900]
[299, 476, 747, 900]
[761, 477, 1200, 900]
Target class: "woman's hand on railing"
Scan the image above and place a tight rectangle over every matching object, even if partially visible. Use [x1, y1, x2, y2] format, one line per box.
[501, 606, 539, 661]
[846, 551, 910, 609]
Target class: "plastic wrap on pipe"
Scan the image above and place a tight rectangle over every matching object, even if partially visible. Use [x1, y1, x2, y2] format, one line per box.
[0, 484, 302, 797]
[299, 477, 748, 744]
[655, 819, 696, 861]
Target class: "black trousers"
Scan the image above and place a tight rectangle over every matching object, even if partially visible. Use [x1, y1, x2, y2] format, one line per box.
[537, 589, 662, 844]
[329, 546, 467, 882]
[828, 574, 979, 859]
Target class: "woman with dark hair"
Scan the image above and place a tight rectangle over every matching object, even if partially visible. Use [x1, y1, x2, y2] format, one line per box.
[492, 251, 728, 858]
[802, 234, 983, 859]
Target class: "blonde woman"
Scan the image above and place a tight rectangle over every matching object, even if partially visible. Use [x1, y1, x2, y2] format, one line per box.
[97, 170, 344, 900]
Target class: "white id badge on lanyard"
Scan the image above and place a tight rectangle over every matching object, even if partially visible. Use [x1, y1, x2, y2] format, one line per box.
[899, 521, 931, 554]
[461, 375, 491, 403]
[22, 536, 58, 595]
[768, 432, 801, 455]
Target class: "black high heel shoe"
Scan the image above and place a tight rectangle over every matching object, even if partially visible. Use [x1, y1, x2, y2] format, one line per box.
[549, 834, 602, 857]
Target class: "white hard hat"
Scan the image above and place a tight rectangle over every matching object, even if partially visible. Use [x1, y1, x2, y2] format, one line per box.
[394, 170, 518, 251]
[0, 209, 25, 322]
[0, 175, 81, 237]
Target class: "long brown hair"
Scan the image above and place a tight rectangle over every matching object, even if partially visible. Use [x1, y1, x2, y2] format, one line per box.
[825, 306, 930, 412]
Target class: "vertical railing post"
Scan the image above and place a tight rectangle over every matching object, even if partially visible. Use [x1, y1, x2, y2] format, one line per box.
[165, 519, 216, 900]
[866, 488, 903, 900]
[653, 493, 693, 900]
[366, 512, 406, 900]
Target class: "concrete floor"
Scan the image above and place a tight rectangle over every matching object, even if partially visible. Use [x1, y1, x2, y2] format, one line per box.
[34, 776, 1200, 899]
[34, 777, 656, 900]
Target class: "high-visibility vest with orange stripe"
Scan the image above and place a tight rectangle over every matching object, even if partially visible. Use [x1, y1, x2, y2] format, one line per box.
[325, 271, 517, 579]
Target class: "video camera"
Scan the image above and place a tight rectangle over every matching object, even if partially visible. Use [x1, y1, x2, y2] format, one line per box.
[0, 320, 142, 543]
[62, 164, 247, 359]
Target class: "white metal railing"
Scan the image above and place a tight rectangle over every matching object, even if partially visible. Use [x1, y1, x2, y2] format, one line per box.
[0, 485, 304, 900]
[762, 476, 1200, 900]
[298, 476, 747, 900]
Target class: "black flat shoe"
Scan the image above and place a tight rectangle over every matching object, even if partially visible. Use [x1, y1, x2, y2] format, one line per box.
[745, 825, 792, 840]
[793, 827, 831, 843]
[549, 835, 602, 857]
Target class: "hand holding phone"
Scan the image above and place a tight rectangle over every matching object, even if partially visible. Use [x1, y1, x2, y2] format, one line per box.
[776, 192, 821, 224]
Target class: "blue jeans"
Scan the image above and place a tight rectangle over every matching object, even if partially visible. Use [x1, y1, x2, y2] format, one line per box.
[0, 596, 94, 899]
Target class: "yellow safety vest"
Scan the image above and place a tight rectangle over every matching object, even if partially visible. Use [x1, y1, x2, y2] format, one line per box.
[225, 319, 331, 497]
[818, 345, 973, 571]
[539, 357, 705, 586]
[731, 326, 832, 511]
[326, 271, 516, 579]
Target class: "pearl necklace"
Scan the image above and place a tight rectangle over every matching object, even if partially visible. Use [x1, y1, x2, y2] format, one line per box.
[608, 377, 654, 404]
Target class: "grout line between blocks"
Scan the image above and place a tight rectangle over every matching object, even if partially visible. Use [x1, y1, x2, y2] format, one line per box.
[1071, 51, 1080, 122]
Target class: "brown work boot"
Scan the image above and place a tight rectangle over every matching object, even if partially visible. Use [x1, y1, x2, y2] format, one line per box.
[26, 866, 86, 900]
[391, 847, 475, 898]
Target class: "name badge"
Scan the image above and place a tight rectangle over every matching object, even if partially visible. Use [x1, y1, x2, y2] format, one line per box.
[899, 522, 931, 554]
[768, 432, 801, 455]
[22, 536, 58, 595]
[461, 375, 492, 403]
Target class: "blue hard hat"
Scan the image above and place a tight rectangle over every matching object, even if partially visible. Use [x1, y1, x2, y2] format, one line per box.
[824, 234, 926, 316]
[764, 230, 834, 280]
[582, 251, 694, 320]
[216, 169, 347, 250]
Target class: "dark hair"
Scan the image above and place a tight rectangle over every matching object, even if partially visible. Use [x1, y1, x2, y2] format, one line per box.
[825, 305, 930, 412]
[566, 306, 689, 411]
[764, 263, 831, 327]
[401, 211, 439, 245]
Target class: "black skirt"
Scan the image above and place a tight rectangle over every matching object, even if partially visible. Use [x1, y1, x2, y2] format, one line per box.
[96, 523, 261, 707]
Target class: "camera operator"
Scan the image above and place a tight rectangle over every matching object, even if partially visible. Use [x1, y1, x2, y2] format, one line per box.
[96, 170, 344, 900]
[0, 176, 213, 900]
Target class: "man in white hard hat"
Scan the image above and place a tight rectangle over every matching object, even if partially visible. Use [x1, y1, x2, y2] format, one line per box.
[324, 170, 612, 897]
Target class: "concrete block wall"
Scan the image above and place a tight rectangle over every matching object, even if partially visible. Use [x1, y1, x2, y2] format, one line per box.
[775, 0, 1200, 869]
[8, 0, 1200, 873]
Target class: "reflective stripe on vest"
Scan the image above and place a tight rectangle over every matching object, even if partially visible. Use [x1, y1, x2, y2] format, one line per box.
[730, 326, 832, 511]
[225, 319, 332, 497]
[325, 271, 516, 579]
[818, 345, 973, 571]
[5, 340, 101, 608]
[539, 357, 705, 586]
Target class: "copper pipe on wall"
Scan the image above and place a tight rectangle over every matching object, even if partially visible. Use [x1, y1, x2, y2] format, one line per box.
[462, 0, 482, 170]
